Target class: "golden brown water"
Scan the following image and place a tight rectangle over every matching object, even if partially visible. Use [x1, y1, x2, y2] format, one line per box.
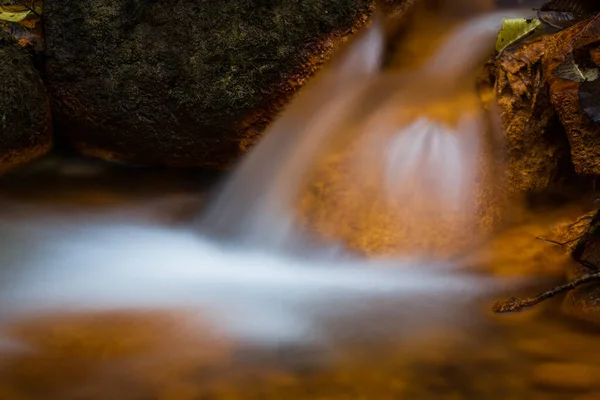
[1, 157, 600, 400]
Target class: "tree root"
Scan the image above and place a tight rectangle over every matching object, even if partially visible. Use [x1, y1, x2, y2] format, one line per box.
[493, 272, 600, 313]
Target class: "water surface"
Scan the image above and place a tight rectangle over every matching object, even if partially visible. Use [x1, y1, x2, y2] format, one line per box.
[1, 159, 599, 400]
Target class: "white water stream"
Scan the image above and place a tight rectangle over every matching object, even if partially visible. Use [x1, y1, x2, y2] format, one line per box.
[0, 7, 534, 362]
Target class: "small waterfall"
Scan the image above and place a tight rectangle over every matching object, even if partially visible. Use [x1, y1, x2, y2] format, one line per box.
[198, 9, 531, 258]
[0, 5, 534, 365]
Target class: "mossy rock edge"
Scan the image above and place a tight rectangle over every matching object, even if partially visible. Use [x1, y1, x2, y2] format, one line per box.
[43, 0, 388, 168]
[0, 31, 52, 173]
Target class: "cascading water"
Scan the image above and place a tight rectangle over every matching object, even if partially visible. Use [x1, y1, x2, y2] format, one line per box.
[198, 7, 526, 257]
[0, 4, 535, 387]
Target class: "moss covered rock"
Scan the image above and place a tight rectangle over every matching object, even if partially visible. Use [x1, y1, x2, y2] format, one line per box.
[42, 0, 388, 168]
[0, 31, 52, 172]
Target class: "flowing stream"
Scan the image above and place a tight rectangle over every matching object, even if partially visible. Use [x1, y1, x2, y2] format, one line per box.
[1, 5, 600, 400]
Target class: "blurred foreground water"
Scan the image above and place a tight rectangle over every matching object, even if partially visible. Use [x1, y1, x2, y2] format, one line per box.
[0, 157, 600, 400]
[2, 6, 600, 400]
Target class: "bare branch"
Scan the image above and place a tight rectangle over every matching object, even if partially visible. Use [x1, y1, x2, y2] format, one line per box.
[493, 272, 600, 313]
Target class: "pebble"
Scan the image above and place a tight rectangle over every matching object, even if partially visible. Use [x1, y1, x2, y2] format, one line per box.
[532, 363, 600, 391]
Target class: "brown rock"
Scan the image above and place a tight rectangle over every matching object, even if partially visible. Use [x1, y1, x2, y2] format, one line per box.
[562, 283, 600, 326]
[496, 39, 573, 193]
[552, 211, 597, 254]
[572, 209, 600, 271]
[544, 15, 600, 175]
[561, 208, 600, 325]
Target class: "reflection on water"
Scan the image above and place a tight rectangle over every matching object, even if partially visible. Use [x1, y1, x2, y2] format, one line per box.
[1, 159, 600, 399]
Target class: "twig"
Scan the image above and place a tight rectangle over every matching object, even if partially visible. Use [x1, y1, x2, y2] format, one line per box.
[536, 235, 584, 246]
[493, 272, 600, 313]
[534, 214, 593, 247]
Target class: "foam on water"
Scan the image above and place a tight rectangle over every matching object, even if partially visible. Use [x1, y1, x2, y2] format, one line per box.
[0, 211, 505, 350]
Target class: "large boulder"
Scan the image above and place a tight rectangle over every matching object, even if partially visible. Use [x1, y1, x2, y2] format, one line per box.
[0, 31, 52, 173]
[43, 0, 383, 168]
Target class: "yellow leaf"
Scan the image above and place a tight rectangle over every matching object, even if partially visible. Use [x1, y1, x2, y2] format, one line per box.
[495, 18, 542, 55]
[0, 5, 31, 23]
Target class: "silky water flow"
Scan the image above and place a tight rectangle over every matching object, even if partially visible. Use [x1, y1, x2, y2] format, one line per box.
[0, 8, 534, 373]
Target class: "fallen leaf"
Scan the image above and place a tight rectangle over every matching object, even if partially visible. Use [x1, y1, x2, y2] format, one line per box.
[539, 0, 600, 30]
[553, 52, 600, 82]
[0, 5, 30, 23]
[495, 18, 542, 55]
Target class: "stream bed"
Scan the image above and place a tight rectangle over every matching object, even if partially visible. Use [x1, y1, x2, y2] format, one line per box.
[1, 156, 600, 400]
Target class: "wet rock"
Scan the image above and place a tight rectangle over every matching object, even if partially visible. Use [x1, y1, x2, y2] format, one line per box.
[562, 283, 600, 326]
[543, 17, 600, 175]
[532, 362, 600, 391]
[495, 39, 573, 193]
[43, 0, 384, 168]
[493, 14, 600, 192]
[563, 209, 600, 325]
[552, 211, 596, 254]
[0, 31, 51, 172]
[572, 209, 600, 270]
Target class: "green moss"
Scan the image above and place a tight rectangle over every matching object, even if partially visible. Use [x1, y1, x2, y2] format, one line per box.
[177, 0, 372, 114]
[0, 31, 51, 167]
[53, 0, 373, 117]
[44, 0, 374, 166]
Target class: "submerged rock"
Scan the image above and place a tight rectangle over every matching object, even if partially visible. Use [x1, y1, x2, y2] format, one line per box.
[43, 0, 382, 168]
[531, 362, 600, 391]
[0, 31, 52, 173]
